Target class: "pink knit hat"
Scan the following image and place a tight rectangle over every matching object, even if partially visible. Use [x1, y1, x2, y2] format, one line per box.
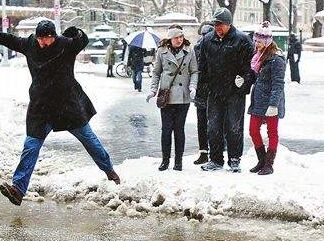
[253, 21, 273, 47]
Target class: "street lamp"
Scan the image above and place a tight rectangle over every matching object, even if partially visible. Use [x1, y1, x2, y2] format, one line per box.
[1, 0, 9, 66]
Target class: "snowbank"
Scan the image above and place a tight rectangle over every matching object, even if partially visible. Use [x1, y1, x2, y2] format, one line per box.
[2, 145, 322, 225]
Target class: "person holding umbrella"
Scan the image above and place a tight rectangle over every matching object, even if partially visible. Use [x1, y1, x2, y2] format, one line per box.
[128, 45, 145, 91]
[125, 28, 161, 92]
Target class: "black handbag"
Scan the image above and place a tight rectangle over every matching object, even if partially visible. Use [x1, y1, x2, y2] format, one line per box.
[156, 56, 185, 108]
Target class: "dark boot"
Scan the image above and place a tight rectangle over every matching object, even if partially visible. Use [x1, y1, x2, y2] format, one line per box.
[250, 145, 266, 173]
[158, 158, 169, 171]
[173, 157, 182, 171]
[106, 170, 120, 185]
[0, 182, 23, 206]
[194, 152, 208, 165]
[258, 149, 276, 175]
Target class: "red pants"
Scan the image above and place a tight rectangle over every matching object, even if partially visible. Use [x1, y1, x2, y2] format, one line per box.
[249, 115, 279, 151]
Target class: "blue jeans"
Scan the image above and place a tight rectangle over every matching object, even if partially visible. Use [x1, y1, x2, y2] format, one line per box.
[12, 123, 113, 196]
[132, 70, 143, 90]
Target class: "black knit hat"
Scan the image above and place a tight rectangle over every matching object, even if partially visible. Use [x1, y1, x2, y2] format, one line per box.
[35, 20, 57, 37]
[212, 8, 233, 25]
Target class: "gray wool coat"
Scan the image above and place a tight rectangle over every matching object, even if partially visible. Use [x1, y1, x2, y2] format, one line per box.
[150, 45, 198, 104]
[248, 54, 286, 118]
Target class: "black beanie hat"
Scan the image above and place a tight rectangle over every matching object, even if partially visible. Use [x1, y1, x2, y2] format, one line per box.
[35, 20, 57, 37]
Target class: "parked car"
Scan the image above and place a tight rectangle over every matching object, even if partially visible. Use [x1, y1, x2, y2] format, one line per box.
[78, 26, 121, 64]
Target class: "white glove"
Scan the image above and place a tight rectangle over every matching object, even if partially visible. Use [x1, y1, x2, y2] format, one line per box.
[146, 92, 156, 103]
[265, 106, 278, 117]
[235, 75, 244, 88]
[189, 87, 196, 100]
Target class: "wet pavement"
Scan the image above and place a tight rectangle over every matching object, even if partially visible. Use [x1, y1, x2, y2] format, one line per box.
[1, 198, 323, 241]
[0, 199, 258, 241]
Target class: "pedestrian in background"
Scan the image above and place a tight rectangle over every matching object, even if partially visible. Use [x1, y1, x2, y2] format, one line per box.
[193, 24, 214, 165]
[0, 21, 120, 206]
[287, 34, 302, 83]
[105, 41, 116, 77]
[199, 8, 255, 173]
[146, 24, 198, 171]
[128, 45, 145, 92]
[248, 21, 286, 175]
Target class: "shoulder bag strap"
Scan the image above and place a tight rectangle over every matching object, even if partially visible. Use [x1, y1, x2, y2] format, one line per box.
[168, 55, 186, 89]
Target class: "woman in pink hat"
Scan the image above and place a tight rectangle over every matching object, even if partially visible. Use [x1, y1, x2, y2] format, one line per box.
[248, 21, 286, 175]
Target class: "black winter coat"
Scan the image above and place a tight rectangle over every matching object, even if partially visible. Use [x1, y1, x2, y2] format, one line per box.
[0, 29, 96, 138]
[199, 26, 255, 97]
[194, 37, 209, 109]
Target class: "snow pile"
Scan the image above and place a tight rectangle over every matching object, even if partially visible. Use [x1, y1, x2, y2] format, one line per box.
[14, 146, 321, 225]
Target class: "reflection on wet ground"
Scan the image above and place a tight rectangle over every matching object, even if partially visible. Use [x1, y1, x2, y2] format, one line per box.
[0, 199, 256, 241]
[1, 198, 323, 241]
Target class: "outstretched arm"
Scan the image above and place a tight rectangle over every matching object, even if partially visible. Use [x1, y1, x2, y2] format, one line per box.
[62, 26, 89, 55]
[0, 33, 28, 54]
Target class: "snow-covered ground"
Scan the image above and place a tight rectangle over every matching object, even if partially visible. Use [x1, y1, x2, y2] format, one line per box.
[0, 52, 324, 227]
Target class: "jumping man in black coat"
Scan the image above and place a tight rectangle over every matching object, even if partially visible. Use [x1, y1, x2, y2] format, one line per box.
[0, 20, 120, 206]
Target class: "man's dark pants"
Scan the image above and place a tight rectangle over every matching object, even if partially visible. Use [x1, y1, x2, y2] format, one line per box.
[207, 94, 245, 166]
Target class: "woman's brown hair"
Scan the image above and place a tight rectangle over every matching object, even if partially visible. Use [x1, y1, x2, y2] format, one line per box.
[159, 24, 190, 48]
[259, 42, 280, 65]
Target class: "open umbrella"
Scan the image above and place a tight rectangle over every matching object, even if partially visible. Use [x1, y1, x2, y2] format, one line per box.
[124, 30, 160, 49]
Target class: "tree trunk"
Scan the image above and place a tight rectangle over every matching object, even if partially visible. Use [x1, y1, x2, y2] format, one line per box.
[263, 0, 272, 22]
[216, 0, 237, 17]
[313, 0, 324, 38]
[151, 0, 168, 15]
[195, 0, 203, 23]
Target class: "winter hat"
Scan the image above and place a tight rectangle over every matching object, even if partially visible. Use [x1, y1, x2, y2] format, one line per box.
[200, 25, 214, 35]
[167, 26, 184, 39]
[211, 8, 232, 25]
[36, 20, 57, 38]
[253, 21, 273, 47]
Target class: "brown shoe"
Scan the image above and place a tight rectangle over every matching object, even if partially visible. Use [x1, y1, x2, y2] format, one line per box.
[193, 153, 208, 165]
[0, 182, 23, 206]
[106, 170, 120, 185]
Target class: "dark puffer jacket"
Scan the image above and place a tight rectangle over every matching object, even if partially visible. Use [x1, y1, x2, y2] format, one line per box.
[194, 37, 209, 109]
[248, 54, 286, 118]
[0, 28, 96, 138]
[199, 26, 255, 97]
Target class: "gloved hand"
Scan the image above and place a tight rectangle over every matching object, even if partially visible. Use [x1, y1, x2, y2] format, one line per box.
[235, 75, 244, 88]
[265, 106, 278, 117]
[62, 26, 79, 38]
[146, 92, 156, 103]
[189, 87, 196, 100]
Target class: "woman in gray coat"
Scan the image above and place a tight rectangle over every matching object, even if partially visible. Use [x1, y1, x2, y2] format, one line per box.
[146, 24, 198, 171]
[248, 21, 286, 175]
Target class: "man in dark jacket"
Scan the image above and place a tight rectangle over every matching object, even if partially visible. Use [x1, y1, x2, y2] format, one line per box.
[193, 24, 214, 165]
[199, 8, 254, 173]
[128, 45, 144, 92]
[287, 34, 302, 83]
[0, 20, 120, 206]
